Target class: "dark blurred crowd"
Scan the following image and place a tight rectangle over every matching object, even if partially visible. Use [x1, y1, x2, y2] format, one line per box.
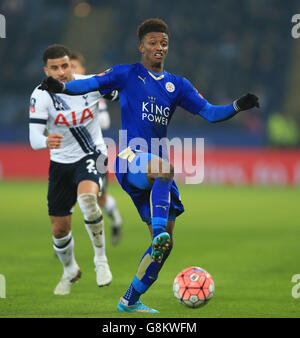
[0, 0, 299, 146]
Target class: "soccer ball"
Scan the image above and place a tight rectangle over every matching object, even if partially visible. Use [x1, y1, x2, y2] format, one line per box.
[173, 266, 214, 308]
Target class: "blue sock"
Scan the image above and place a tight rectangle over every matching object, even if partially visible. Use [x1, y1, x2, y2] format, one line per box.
[122, 246, 152, 305]
[123, 283, 141, 306]
[151, 177, 172, 238]
[123, 244, 172, 305]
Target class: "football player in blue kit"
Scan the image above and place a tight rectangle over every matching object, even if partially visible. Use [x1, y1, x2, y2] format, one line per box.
[39, 18, 259, 313]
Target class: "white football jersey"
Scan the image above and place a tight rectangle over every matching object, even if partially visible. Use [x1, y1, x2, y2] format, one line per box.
[29, 74, 108, 163]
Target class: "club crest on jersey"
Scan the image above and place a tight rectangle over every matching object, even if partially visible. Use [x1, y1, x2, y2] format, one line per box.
[165, 82, 175, 92]
[82, 95, 89, 106]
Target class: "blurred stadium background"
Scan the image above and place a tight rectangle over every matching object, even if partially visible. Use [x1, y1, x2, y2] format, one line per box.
[0, 0, 300, 183]
[0, 0, 300, 318]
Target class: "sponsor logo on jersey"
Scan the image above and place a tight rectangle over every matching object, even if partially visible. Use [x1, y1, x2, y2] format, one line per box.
[141, 97, 170, 126]
[54, 108, 94, 127]
[165, 82, 175, 93]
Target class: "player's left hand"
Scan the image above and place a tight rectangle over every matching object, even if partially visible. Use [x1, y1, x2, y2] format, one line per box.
[38, 76, 65, 93]
[102, 90, 119, 102]
[233, 93, 260, 112]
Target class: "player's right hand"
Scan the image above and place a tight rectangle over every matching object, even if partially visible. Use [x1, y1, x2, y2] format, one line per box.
[46, 133, 64, 149]
[38, 76, 65, 93]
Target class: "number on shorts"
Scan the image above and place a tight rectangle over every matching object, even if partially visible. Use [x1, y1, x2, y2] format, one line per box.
[86, 159, 97, 175]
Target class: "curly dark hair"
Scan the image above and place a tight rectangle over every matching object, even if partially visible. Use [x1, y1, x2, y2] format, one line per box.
[137, 18, 169, 42]
[42, 44, 71, 64]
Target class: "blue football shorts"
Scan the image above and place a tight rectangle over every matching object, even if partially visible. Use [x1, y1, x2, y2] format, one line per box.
[115, 148, 184, 225]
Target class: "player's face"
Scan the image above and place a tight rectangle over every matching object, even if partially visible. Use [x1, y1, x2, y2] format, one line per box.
[139, 32, 169, 67]
[44, 56, 73, 83]
[70, 59, 86, 75]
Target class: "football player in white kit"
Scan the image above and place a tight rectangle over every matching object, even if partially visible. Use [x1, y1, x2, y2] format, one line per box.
[70, 50, 123, 246]
[29, 44, 115, 295]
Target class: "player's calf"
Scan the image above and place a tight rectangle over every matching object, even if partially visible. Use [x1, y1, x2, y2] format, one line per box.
[77, 193, 112, 286]
[120, 239, 173, 308]
[78, 193, 105, 249]
[146, 158, 175, 238]
[146, 157, 174, 184]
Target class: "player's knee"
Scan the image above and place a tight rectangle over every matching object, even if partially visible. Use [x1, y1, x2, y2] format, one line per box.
[147, 158, 174, 182]
[165, 163, 174, 180]
[77, 193, 101, 222]
[157, 164, 174, 181]
[51, 217, 71, 238]
[52, 227, 69, 239]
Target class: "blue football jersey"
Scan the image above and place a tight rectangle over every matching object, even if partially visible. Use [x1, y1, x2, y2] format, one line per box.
[93, 63, 208, 156]
[64, 62, 236, 158]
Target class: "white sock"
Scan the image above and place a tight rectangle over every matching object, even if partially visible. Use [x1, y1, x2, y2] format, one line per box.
[84, 223, 107, 263]
[77, 193, 108, 263]
[104, 195, 122, 227]
[53, 232, 77, 274]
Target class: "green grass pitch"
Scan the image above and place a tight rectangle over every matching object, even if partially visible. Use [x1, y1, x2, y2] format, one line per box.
[0, 180, 299, 318]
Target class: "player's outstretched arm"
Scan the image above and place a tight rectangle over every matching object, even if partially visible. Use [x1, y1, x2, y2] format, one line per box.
[179, 78, 259, 123]
[38, 76, 99, 95]
[39, 65, 129, 96]
[198, 93, 259, 123]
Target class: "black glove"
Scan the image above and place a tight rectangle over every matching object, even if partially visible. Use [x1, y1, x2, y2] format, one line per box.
[38, 76, 65, 93]
[102, 90, 119, 102]
[233, 93, 260, 112]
